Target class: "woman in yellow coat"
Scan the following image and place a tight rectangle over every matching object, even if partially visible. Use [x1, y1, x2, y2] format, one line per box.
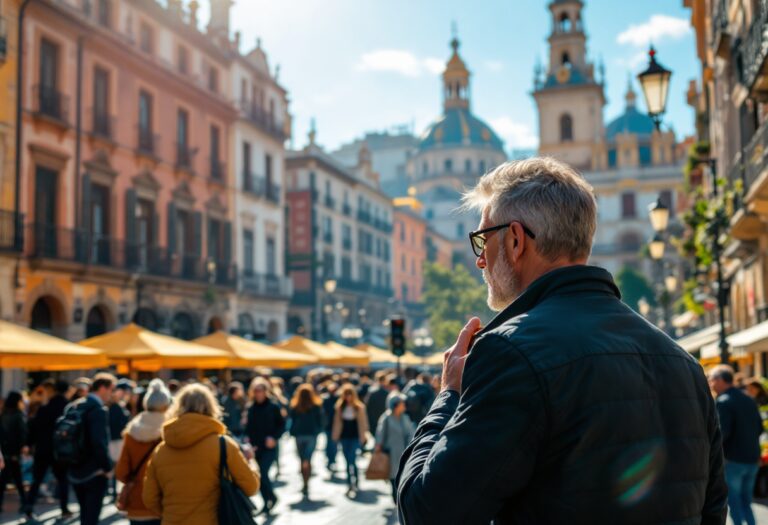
[143, 384, 260, 525]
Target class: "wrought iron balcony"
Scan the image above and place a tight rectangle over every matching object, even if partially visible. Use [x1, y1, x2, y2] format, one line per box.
[176, 143, 193, 170]
[0, 211, 23, 252]
[711, 0, 732, 58]
[137, 129, 159, 157]
[237, 100, 288, 142]
[242, 172, 266, 196]
[241, 272, 292, 299]
[91, 110, 114, 140]
[0, 17, 7, 60]
[737, 0, 768, 93]
[342, 203, 352, 216]
[33, 85, 69, 124]
[743, 120, 768, 196]
[210, 158, 226, 182]
[325, 195, 336, 209]
[266, 183, 281, 204]
[323, 232, 334, 244]
[342, 238, 352, 250]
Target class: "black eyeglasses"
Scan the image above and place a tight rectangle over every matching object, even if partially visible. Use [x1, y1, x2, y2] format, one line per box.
[468, 222, 536, 257]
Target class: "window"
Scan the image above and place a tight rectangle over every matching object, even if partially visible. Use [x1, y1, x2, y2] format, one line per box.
[560, 114, 573, 142]
[139, 21, 154, 54]
[266, 237, 276, 275]
[457, 222, 465, 237]
[342, 224, 351, 247]
[619, 232, 642, 253]
[93, 67, 109, 136]
[97, 0, 110, 27]
[621, 192, 636, 219]
[39, 38, 59, 117]
[176, 109, 189, 166]
[423, 162, 428, 174]
[177, 45, 189, 74]
[400, 222, 405, 242]
[210, 125, 221, 178]
[208, 66, 219, 93]
[265, 153, 273, 190]
[243, 229, 254, 274]
[479, 160, 486, 174]
[208, 218, 222, 260]
[138, 90, 153, 149]
[660, 190, 674, 218]
[444, 158, 453, 173]
[561, 52, 571, 66]
[242, 141, 252, 190]
[341, 257, 351, 279]
[323, 252, 334, 278]
[401, 254, 406, 272]
[465, 159, 471, 173]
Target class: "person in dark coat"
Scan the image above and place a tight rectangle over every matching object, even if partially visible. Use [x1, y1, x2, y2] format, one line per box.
[709, 365, 764, 525]
[26, 380, 71, 519]
[397, 158, 727, 525]
[221, 381, 246, 438]
[245, 377, 285, 515]
[67, 373, 116, 525]
[289, 383, 325, 497]
[321, 382, 339, 472]
[364, 372, 391, 433]
[0, 391, 28, 514]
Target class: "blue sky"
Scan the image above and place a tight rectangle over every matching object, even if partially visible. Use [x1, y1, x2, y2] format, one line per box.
[212, 0, 698, 152]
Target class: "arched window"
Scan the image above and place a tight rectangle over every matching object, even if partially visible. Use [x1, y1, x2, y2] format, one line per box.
[562, 52, 571, 67]
[559, 13, 572, 32]
[619, 232, 643, 253]
[560, 114, 573, 142]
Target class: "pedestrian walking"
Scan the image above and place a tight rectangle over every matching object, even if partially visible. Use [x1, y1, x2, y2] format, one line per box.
[108, 379, 132, 500]
[332, 383, 369, 495]
[397, 158, 727, 524]
[289, 383, 324, 497]
[64, 372, 116, 525]
[364, 372, 390, 435]
[375, 393, 414, 503]
[0, 391, 28, 515]
[26, 379, 71, 520]
[403, 373, 435, 424]
[143, 383, 260, 525]
[322, 382, 339, 472]
[115, 379, 171, 525]
[709, 365, 764, 525]
[245, 377, 285, 515]
[221, 381, 246, 438]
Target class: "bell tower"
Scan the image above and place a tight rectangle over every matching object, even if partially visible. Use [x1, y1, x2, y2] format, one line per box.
[443, 28, 470, 110]
[532, 0, 606, 170]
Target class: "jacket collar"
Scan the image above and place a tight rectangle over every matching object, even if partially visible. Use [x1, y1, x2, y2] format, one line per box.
[477, 265, 620, 337]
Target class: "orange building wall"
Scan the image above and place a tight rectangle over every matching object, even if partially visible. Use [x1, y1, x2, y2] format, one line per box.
[393, 210, 426, 304]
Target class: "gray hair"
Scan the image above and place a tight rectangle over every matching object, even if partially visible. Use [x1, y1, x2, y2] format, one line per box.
[462, 157, 597, 262]
[143, 379, 172, 413]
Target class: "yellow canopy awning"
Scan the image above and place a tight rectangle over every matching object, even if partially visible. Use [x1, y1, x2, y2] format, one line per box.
[0, 320, 107, 371]
[80, 324, 231, 371]
[356, 343, 423, 366]
[324, 341, 371, 367]
[194, 331, 318, 369]
[275, 336, 368, 367]
[423, 351, 445, 366]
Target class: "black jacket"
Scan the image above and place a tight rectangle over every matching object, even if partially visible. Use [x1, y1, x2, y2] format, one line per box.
[289, 405, 324, 437]
[245, 399, 286, 450]
[397, 266, 727, 525]
[28, 393, 68, 456]
[108, 402, 129, 440]
[716, 387, 763, 464]
[66, 395, 112, 484]
[0, 411, 27, 457]
[365, 386, 389, 432]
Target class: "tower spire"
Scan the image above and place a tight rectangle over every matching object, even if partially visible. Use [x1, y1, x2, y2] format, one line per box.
[442, 26, 470, 110]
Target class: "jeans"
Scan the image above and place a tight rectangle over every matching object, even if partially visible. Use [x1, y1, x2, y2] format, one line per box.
[72, 475, 107, 525]
[0, 457, 27, 511]
[295, 435, 318, 462]
[325, 431, 338, 467]
[340, 438, 360, 486]
[725, 461, 759, 525]
[256, 448, 277, 503]
[26, 452, 69, 513]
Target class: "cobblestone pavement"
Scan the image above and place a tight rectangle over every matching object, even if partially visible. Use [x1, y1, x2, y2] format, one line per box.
[0, 435, 398, 525]
[2, 437, 768, 524]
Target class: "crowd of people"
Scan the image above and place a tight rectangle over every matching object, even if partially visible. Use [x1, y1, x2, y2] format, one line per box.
[0, 367, 437, 524]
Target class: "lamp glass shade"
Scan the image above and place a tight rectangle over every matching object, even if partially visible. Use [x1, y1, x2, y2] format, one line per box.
[649, 237, 665, 260]
[637, 47, 672, 118]
[638, 297, 650, 316]
[648, 198, 670, 232]
[665, 275, 678, 293]
[324, 279, 337, 293]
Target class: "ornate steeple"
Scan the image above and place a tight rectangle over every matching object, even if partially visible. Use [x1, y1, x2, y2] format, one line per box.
[625, 75, 637, 108]
[442, 24, 470, 110]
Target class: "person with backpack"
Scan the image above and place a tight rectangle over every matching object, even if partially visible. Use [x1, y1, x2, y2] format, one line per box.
[0, 391, 28, 514]
[56, 372, 116, 525]
[143, 383, 260, 525]
[26, 379, 71, 520]
[115, 379, 171, 525]
[403, 373, 435, 424]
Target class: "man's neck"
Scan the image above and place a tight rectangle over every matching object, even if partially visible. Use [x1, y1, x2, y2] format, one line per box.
[517, 260, 587, 296]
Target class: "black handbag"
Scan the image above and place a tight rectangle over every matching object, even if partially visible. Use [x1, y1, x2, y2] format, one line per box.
[217, 436, 257, 524]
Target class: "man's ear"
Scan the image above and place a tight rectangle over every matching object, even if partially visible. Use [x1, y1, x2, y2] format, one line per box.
[508, 222, 525, 261]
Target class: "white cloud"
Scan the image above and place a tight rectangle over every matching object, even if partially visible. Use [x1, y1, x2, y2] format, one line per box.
[617, 15, 691, 48]
[484, 60, 504, 73]
[489, 117, 538, 149]
[614, 51, 650, 70]
[356, 49, 444, 77]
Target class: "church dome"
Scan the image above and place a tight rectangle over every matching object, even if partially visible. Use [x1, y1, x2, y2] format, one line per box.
[605, 82, 655, 141]
[418, 107, 504, 152]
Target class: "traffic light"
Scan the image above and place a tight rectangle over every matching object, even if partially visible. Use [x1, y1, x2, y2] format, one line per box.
[390, 317, 406, 357]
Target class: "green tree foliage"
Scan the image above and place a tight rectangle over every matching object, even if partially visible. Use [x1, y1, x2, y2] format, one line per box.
[423, 262, 493, 350]
[615, 265, 656, 312]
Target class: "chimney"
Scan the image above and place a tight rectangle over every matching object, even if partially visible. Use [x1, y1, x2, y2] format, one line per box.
[208, 0, 233, 39]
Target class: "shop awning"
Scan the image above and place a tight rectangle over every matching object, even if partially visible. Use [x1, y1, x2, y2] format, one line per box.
[80, 323, 232, 371]
[676, 324, 727, 354]
[275, 336, 369, 367]
[423, 351, 445, 366]
[194, 332, 318, 369]
[356, 343, 423, 366]
[729, 319, 768, 353]
[0, 320, 107, 371]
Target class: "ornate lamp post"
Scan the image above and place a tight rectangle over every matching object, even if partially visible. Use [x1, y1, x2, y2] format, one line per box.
[637, 46, 672, 131]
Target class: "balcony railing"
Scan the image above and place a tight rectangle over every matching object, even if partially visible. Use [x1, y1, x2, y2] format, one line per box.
[323, 232, 334, 244]
[33, 85, 69, 124]
[0, 211, 22, 252]
[241, 272, 292, 299]
[711, 0, 731, 58]
[266, 184, 281, 204]
[137, 129, 159, 156]
[92, 110, 114, 139]
[238, 100, 288, 142]
[0, 17, 7, 59]
[357, 211, 371, 224]
[342, 203, 352, 216]
[325, 195, 336, 209]
[210, 158, 226, 181]
[738, 0, 768, 90]
[176, 143, 192, 170]
[342, 238, 352, 250]
[744, 120, 768, 192]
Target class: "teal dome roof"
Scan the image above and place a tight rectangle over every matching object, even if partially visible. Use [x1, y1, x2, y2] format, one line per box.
[605, 106, 655, 141]
[418, 107, 504, 152]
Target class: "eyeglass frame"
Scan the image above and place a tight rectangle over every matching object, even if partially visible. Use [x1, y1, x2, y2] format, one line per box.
[468, 221, 536, 258]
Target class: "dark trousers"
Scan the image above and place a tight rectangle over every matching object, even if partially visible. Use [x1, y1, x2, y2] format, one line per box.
[256, 449, 277, 503]
[131, 520, 161, 525]
[324, 431, 338, 467]
[72, 475, 107, 525]
[0, 457, 26, 511]
[390, 478, 397, 504]
[27, 452, 69, 512]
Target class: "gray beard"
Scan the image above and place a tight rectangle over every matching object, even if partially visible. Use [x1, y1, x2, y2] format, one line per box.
[483, 240, 518, 312]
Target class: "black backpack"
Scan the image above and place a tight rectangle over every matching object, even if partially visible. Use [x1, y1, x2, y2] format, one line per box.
[53, 401, 91, 465]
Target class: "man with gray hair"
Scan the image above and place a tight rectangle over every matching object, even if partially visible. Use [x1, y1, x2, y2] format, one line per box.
[397, 158, 727, 524]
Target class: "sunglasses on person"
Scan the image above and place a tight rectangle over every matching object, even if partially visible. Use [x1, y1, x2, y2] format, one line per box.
[468, 221, 536, 258]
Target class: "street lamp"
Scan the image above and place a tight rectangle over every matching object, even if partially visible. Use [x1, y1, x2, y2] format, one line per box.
[206, 259, 217, 284]
[324, 278, 337, 294]
[665, 274, 678, 294]
[638, 297, 650, 317]
[648, 233, 666, 260]
[637, 46, 672, 131]
[648, 197, 670, 233]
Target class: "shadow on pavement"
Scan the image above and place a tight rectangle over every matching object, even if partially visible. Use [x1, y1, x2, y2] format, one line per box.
[287, 498, 332, 513]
